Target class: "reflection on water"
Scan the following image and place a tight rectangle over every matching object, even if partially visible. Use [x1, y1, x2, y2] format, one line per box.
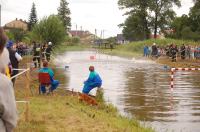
[56, 51, 200, 132]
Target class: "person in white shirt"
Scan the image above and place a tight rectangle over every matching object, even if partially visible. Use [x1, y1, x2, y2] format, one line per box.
[0, 27, 18, 132]
[6, 41, 22, 85]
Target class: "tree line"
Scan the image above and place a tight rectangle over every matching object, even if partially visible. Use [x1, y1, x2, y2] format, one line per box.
[118, 0, 200, 41]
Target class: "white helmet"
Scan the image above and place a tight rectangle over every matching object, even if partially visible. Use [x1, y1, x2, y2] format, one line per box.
[48, 42, 52, 45]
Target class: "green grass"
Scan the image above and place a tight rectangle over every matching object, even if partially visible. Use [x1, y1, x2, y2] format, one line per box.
[99, 48, 141, 58]
[16, 95, 154, 132]
[52, 43, 90, 54]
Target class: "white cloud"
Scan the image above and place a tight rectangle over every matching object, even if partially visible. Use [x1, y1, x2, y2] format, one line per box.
[174, 0, 194, 16]
[0, 0, 194, 38]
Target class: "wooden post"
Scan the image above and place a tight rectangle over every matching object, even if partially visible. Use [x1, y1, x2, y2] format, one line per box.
[25, 64, 30, 121]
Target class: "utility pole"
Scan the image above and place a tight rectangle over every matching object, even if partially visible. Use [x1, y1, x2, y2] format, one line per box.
[75, 24, 77, 36]
[95, 29, 97, 39]
[102, 30, 104, 39]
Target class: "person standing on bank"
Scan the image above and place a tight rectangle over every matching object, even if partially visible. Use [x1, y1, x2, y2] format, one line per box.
[32, 42, 41, 68]
[6, 40, 22, 85]
[82, 66, 102, 94]
[46, 42, 52, 62]
[0, 27, 18, 132]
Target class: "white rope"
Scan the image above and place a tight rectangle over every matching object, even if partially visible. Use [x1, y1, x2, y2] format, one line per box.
[16, 101, 29, 103]
[11, 68, 30, 79]
[13, 68, 27, 71]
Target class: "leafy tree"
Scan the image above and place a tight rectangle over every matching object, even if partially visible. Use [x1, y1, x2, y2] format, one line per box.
[106, 36, 116, 44]
[5, 32, 14, 41]
[57, 0, 71, 31]
[118, 0, 181, 40]
[118, 0, 150, 40]
[32, 15, 66, 45]
[189, 0, 200, 32]
[28, 2, 38, 31]
[71, 36, 80, 44]
[167, 0, 200, 41]
[9, 29, 26, 42]
[149, 0, 181, 38]
[121, 14, 150, 41]
[168, 15, 189, 38]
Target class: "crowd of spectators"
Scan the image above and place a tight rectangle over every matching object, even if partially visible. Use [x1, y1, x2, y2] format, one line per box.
[143, 43, 200, 62]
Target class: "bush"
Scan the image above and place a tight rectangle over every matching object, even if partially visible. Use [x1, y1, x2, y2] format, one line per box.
[8, 29, 26, 42]
[32, 15, 66, 45]
[71, 37, 80, 44]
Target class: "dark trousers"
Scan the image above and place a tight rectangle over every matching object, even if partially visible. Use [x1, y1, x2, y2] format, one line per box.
[33, 57, 40, 68]
[46, 54, 50, 62]
[11, 68, 19, 86]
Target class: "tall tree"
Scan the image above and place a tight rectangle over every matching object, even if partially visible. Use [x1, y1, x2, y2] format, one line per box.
[28, 2, 38, 31]
[149, 0, 181, 38]
[57, 0, 71, 31]
[169, 15, 189, 38]
[118, 0, 150, 40]
[118, 0, 181, 40]
[121, 14, 150, 41]
[189, 0, 200, 32]
[32, 15, 66, 45]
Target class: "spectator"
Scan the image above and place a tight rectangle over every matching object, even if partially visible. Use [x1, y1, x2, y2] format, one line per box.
[46, 42, 52, 62]
[143, 45, 149, 57]
[0, 27, 18, 132]
[39, 61, 59, 94]
[180, 44, 186, 59]
[151, 43, 158, 58]
[170, 44, 178, 62]
[32, 42, 40, 68]
[7, 40, 22, 85]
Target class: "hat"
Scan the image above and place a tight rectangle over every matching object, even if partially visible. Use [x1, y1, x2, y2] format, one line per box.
[153, 43, 156, 45]
[48, 42, 52, 45]
[6, 40, 14, 48]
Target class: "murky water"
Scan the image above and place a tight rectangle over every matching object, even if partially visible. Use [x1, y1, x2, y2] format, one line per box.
[55, 51, 200, 132]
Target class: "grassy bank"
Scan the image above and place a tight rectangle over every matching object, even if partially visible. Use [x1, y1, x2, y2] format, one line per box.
[109, 38, 199, 57]
[14, 55, 154, 131]
[53, 43, 90, 54]
[16, 95, 154, 132]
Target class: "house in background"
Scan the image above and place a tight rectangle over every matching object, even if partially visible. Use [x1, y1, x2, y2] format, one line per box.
[69, 30, 91, 38]
[69, 30, 95, 44]
[4, 18, 28, 31]
[116, 34, 129, 44]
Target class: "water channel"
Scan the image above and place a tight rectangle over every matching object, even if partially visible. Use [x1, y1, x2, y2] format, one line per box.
[55, 51, 200, 132]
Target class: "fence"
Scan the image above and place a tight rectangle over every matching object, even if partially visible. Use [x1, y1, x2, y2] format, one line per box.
[13, 64, 30, 121]
[170, 68, 200, 92]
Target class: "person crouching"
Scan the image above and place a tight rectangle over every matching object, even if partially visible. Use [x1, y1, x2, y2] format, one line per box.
[39, 61, 59, 94]
[82, 66, 102, 94]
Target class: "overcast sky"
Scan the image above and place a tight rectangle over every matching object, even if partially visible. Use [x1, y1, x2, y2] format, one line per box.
[0, 0, 194, 38]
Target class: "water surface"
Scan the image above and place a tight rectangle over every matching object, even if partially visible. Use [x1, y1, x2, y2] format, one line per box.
[55, 51, 200, 132]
